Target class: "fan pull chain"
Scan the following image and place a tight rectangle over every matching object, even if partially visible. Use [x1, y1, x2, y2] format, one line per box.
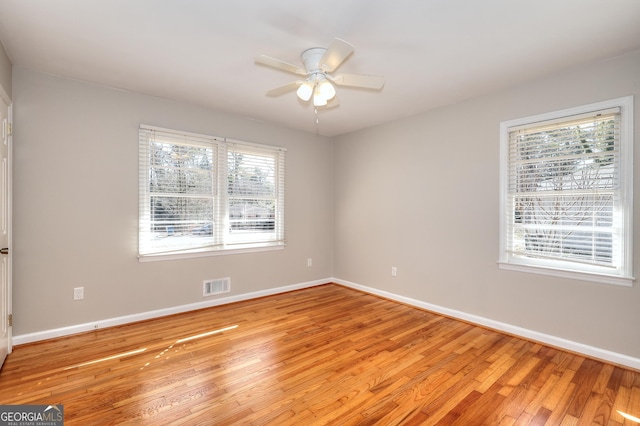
[314, 107, 320, 134]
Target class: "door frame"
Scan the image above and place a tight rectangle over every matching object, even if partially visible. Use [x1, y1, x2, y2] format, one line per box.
[0, 85, 12, 359]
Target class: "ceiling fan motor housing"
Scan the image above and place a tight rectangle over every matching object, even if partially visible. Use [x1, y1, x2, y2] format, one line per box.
[301, 47, 327, 74]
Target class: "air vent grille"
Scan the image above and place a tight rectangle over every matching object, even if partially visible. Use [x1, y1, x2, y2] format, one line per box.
[203, 277, 231, 297]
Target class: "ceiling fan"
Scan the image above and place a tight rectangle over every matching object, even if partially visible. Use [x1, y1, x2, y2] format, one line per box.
[255, 38, 384, 107]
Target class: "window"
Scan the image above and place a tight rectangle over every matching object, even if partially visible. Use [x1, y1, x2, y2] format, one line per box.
[499, 96, 633, 286]
[139, 125, 285, 260]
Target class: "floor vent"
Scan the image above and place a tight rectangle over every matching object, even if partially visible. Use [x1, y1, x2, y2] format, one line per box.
[203, 277, 231, 297]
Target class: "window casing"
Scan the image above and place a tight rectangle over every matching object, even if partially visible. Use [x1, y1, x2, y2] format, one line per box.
[139, 125, 285, 260]
[499, 97, 633, 286]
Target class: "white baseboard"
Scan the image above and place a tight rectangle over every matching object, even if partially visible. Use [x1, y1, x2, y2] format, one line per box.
[12, 278, 330, 346]
[333, 278, 640, 371]
[14, 277, 640, 371]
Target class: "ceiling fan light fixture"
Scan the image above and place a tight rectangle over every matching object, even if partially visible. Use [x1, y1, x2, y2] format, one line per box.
[296, 81, 314, 101]
[313, 88, 328, 106]
[317, 79, 336, 101]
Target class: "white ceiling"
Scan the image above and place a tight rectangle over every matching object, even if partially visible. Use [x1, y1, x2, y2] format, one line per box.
[0, 0, 639, 137]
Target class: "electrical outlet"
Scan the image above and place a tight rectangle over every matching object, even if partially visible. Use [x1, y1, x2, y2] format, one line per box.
[73, 287, 84, 300]
[307, 258, 313, 267]
[391, 267, 397, 277]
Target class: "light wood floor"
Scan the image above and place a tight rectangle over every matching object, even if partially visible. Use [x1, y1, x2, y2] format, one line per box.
[1, 284, 639, 425]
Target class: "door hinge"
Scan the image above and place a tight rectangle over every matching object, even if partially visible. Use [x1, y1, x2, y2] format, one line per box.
[8, 314, 12, 327]
[6, 123, 11, 136]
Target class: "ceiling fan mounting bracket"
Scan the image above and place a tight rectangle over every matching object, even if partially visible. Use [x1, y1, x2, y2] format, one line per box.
[300, 47, 327, 74]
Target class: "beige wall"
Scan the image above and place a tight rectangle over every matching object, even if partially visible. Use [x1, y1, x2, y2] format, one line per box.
[12, 68, 334, 335]
[0, 41, 10, 99]
[333, 50, 640, 358]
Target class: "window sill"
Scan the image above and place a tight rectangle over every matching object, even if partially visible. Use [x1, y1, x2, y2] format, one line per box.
[497, 261, 634, 287]
[139, 241, 285, 262]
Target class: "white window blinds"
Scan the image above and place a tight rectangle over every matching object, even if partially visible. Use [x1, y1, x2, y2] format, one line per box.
[227, 142, 285, 244]
[139, 126, 286, 258]
[500, 97, 633, 285]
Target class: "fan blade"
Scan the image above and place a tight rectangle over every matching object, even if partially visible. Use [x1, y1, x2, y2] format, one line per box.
[314, 95, 340, 111]
[330, 73, 384, 90]
[320, 38, 354, 72]
[255, 55, 307, 76]
[326, 95, 340, 109]
[265, 81, 303, 96]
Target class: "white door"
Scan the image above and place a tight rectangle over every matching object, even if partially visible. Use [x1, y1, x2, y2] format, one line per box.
[0, 97, 11, 368]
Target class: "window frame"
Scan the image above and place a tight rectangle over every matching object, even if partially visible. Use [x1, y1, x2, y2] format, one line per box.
[498, 96, 634, 286]
[138, 125, 286, 261]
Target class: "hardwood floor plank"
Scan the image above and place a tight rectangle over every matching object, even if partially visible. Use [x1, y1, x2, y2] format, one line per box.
[529, 407, 552, 425]
[627, 385, 640, 423]
[1, 283, 639, 425]
[568, 358, 605, 417]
